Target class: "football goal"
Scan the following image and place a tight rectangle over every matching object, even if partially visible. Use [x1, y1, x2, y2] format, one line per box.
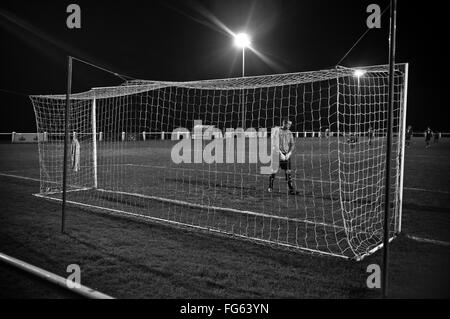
[30, 64, 409, 260]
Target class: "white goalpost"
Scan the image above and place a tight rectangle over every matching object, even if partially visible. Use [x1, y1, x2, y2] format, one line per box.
[92, 98, 98, 189]
[30, 64, 409, 260]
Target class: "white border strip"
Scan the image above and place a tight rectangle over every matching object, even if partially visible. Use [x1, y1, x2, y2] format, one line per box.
[0, 252, 114, 299]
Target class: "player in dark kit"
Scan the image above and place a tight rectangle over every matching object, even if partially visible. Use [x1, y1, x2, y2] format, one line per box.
[425, 127, 433, 148]
[434, 131, 440, 144]
[347, 134, 358, 148]
[268, 118, 297, 195]
[368, 126, 375, 146]
[405, 125, 413, 148]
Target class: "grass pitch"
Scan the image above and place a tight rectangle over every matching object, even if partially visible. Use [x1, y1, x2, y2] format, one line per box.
[0, 137, 449, 298]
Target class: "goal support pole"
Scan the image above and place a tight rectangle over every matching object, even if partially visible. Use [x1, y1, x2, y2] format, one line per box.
[382, 0, 397, 298]
[62, 56, 73, 233]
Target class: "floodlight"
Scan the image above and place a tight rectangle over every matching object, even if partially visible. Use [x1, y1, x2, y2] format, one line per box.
[234, 33, 251, 48]
[353, 69, 367, 77]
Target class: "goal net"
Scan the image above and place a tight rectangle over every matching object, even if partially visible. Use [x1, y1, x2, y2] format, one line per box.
[30, 64, 408, 260]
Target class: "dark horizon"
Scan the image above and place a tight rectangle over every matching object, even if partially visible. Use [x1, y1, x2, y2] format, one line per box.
[0, 0, 446, 132]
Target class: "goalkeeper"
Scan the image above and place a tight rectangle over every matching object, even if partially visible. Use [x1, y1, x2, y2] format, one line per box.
[71, 132, 80, 172]
[268, 118, 297, 195]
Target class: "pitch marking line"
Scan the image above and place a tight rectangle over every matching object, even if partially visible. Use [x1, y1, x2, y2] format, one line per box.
[403, 187, 450, 195]
[405, 235, 450, 247]
[0, 172, 41, 183]
[122, 164, 450, 194]
[1, 170, 449, 195]
[0, 173, 91, 191]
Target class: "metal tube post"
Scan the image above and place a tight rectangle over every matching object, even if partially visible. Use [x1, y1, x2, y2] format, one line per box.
[62, 56, 73, 233]
[382, 0, 397, 298]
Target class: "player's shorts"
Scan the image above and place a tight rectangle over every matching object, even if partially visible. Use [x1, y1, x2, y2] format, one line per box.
[280, 158, 291, 171]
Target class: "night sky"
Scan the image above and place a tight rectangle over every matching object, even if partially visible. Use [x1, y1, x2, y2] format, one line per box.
[0, 0, 446, 132]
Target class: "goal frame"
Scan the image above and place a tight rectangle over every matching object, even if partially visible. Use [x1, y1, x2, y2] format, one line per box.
[30, 63, 409, 261]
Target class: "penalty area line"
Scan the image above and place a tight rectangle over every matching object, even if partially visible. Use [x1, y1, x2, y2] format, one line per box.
[2, 170, 449, 195]
[123, 164, 450, 195]
[405, 234, 450, 247]
[0, 172, 91, 191]
[0, 172, 41, 183]
[403, 187, 450, 195]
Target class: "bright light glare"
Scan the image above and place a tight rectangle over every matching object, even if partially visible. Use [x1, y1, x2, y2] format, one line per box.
[234, 33, 251, 48]
[353, 69, 367, 77]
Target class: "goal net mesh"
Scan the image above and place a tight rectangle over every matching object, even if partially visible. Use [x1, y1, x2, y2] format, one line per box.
[30, 64, 408, 260]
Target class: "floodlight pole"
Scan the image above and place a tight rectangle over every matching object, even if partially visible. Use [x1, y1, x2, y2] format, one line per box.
[382, 0, 397, 298]
[62, 56, 73, 234]
[241, 47, 246, 129]
[242, 47, 245, 78]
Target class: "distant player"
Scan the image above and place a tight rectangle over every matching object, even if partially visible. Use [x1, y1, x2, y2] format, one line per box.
[434, 131, 440, 144]
[325, 128, 330, 138]
[268, 118, 297, 195]
[425, 127, 433, 148]
[367, 126, 375, 146]
[347, 133, 358, 148]
[71, 132, 81, 172]
[405, 125, 413, 148]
